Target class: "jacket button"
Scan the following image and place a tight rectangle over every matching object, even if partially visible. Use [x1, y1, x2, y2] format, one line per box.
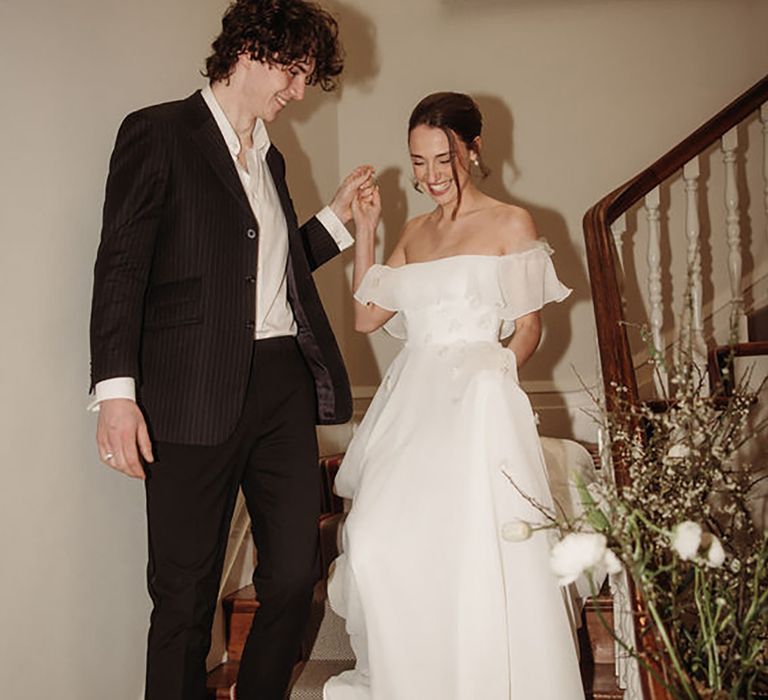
[246, 228, 257, 239]
[245, 320, 255, 330]
[245, 275, 256, 284]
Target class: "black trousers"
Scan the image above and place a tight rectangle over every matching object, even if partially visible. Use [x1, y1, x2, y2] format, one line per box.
[143, 337, 321, 700]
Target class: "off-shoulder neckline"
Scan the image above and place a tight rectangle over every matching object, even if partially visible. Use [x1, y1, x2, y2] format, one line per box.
[380, 241, 552, 271]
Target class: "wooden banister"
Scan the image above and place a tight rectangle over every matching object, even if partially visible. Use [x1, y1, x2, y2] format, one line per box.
[583, 74, 768, 700]
[584, 74, 768, 409]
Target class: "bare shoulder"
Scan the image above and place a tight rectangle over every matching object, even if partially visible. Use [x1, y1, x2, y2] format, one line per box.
[385, 212, 431, 267]
[491, 203, 538, 252]
[399, 211, 433, 249]
[401, 212, 432, 240]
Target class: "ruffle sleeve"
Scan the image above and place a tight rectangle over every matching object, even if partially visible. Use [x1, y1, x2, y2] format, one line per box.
[354, 265, 398, 309]
[496, 242, 571, 337]
[353, 264, 407, 339]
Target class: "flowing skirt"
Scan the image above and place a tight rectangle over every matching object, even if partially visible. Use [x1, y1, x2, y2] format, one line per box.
[325, 342, 584, 700]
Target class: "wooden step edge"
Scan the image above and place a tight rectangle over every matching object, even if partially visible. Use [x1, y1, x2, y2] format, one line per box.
[222, 584, 260, 614]
[582, 661, 623, 699]
[584, 594, 614, 613]
[584, 579, 612, 608]
[206, 661, 238, 699]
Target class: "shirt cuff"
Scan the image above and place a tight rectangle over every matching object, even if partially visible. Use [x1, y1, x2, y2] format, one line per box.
[87, 377, 136, 412]
[317, 206, 354, 252]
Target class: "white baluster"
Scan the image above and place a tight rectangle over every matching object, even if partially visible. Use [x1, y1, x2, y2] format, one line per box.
[761, 103, 768, 232]
[611, 213, 627, 309]
[722, 127, 747, 342]
[645, 186, 667, 392]
[683, 157, 707, 379]
[611, 213, 627, 268]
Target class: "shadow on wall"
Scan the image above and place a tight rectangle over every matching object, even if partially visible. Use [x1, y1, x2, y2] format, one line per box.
[269, 91, 330, 213]
[269, 1, 382, 388]
[473, 93, 590, 385]
[332, 0, 386, 388]
[268, 0, 380, 214]
[340, 165, 410, 387]
[440, 0, 662, 8]
[377, 166, 410, 261]
[327, 0, 380, 95]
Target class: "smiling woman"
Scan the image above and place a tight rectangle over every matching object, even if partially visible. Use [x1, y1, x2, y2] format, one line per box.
[408, 91, 490, 218]
[324, 91, 583, 699]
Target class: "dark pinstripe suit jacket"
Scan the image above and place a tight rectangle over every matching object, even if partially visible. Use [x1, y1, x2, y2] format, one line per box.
[90, 91, 352, 445]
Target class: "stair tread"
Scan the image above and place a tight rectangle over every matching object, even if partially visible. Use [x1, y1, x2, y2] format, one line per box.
[290, 659, 356, 697]
[223, 584, 260, 613]
[583, 662, 624, 698]
[206, 661, 237, 698]
[307, 599, 354, 661]
[712, 340, 768, 355]
[584, 594, 613, 611]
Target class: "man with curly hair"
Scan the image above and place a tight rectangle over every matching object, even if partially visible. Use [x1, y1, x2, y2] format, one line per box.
[88, 1, 376, 698]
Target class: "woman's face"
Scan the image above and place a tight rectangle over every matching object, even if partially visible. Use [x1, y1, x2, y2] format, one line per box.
[408, 125, 473, 205]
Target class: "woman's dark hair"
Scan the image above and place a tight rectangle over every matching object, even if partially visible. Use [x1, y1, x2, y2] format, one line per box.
[408, 92, 489, 217]
[204, 0, 344, 91]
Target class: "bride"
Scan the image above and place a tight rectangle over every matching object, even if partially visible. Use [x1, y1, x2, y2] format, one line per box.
[324, 92, 584, 699]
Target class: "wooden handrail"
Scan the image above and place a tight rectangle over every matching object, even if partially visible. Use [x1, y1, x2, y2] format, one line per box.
[583, 74, 768, 700]
[584, 74, 768, 413]
[585, 75, 768, 403]
[599, 75, 767, 230]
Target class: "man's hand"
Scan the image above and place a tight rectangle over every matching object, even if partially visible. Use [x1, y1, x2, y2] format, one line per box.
[96, 399, 154, 479]
[329, 165, 376, 224]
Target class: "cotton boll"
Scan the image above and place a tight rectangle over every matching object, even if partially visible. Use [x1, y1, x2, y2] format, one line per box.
[671, 521, 702, 561]
[550, 533, 607, 586]
[706, 536, 725, 568]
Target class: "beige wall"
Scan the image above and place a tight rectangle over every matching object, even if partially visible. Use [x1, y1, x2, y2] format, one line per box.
[330, 0, 768, 437]
[1, 1, 766, 698]
[2, 1, 207, 697]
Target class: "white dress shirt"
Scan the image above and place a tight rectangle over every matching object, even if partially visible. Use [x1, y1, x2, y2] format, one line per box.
[90, 84, 352, 408]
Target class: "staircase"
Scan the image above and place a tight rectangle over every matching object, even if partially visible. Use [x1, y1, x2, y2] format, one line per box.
[583, 74, 768, 700]
[206, 457, 625, 699]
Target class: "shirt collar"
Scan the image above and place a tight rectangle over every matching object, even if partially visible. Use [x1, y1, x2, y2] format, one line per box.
[201, 83, 271, 159]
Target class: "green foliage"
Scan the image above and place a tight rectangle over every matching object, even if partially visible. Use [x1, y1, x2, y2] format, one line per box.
[581, 337, 768, 699]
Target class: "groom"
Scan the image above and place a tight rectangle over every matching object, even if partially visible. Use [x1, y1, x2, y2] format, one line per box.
[89, 1, 373, 698]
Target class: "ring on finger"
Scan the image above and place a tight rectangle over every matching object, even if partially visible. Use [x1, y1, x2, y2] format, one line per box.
[103, 452, 115, 461]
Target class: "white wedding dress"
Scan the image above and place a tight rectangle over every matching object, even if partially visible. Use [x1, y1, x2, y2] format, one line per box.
[324, 242, 585, 700]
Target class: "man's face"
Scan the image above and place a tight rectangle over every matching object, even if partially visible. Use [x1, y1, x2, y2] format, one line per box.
[241, 56, 314, 122]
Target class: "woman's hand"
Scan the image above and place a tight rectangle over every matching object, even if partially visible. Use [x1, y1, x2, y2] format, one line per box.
[352, 177, 381, 236]
[329, 165, 376, 224]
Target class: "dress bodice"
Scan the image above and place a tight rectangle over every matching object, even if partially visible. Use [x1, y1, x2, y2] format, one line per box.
[354, 241, 571, 347]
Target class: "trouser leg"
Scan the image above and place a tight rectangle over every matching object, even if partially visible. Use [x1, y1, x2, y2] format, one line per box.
[235, 338, 322, 700]
[142, 345, 265, 700]
[143, 437, 245, 700]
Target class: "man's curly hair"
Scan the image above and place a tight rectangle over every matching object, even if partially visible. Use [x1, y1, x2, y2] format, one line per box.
[204, 0, 344, 91]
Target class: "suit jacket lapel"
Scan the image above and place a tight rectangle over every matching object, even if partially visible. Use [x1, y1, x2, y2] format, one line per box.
[266, 146, 304, 258]
[265, 145, 313, 299]
[182, 91, 254, 219]
[265, 146, 297, 228]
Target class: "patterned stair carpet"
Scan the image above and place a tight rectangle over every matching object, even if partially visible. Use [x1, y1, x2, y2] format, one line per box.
[290, 597, 354, 699]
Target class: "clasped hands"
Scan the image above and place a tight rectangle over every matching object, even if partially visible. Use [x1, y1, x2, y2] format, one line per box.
[329, 165, 381, 235]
